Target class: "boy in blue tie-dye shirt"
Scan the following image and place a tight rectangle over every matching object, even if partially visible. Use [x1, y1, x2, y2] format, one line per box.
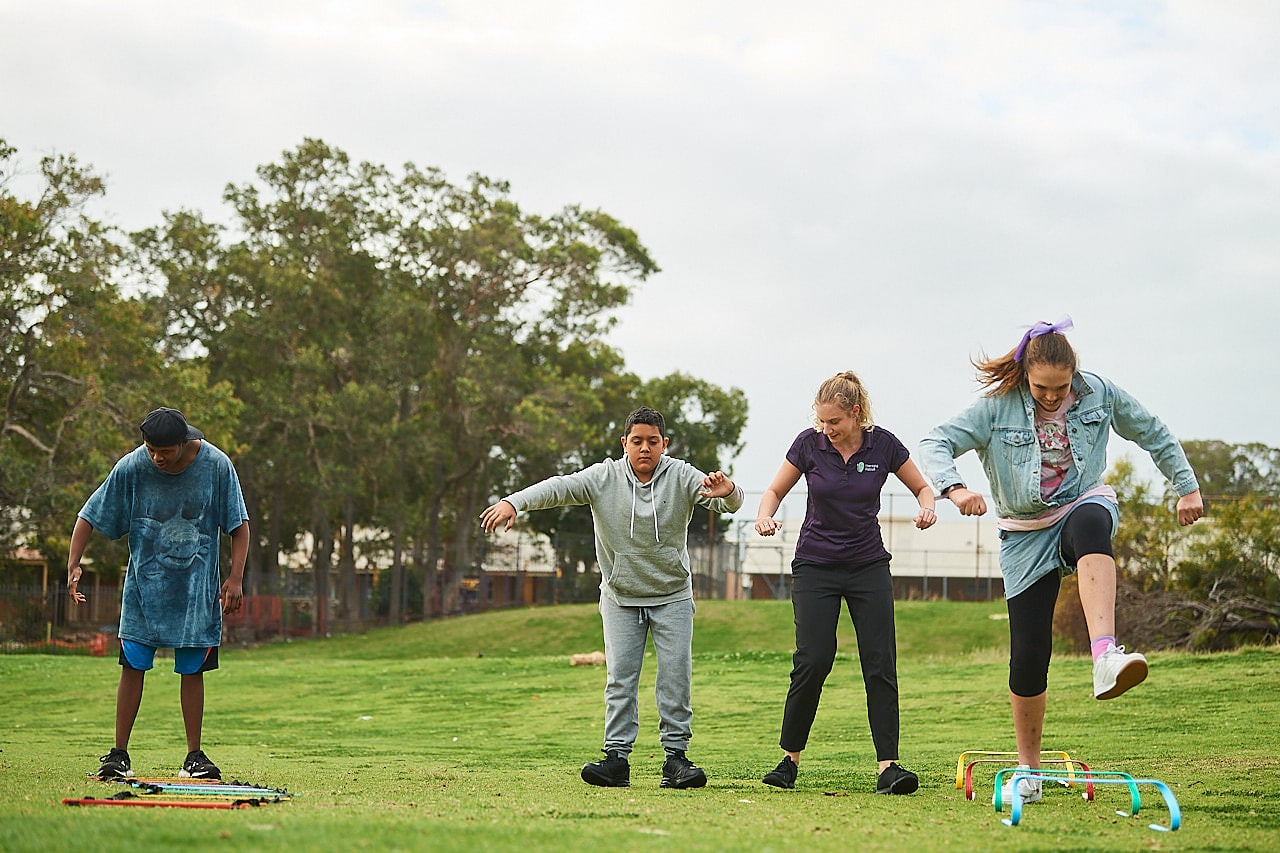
[67, 407, 250, 781]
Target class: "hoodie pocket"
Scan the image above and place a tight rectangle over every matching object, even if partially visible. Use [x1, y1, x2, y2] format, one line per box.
[608, 547, 688, 597]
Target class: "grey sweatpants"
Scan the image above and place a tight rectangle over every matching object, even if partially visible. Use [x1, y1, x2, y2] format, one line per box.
[598, 595, 695, 755]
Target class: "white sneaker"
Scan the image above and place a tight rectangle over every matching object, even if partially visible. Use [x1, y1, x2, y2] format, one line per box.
[1093, 643, 1148, 699]
[995, 765, 1042, 806]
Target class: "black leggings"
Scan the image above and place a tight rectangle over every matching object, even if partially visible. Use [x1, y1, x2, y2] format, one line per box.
[1006, 503, 1113, 697]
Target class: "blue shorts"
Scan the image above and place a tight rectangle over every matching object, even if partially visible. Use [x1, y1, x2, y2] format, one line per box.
[119, 640, 219, 674]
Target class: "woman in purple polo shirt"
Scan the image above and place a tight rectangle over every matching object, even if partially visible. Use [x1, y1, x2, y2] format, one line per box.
[754, 371, 937, 794]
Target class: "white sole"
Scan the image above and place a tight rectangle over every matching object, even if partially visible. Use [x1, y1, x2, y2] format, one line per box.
[1095, 658, 1149, 700]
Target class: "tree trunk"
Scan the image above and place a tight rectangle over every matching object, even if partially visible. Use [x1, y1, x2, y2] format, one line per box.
[415, 530, 431, 618]
[313, 512, 331, 638]
[340, 496, 358, 633]
[389, 518, 403, 624]
[267, 485, 282, 594]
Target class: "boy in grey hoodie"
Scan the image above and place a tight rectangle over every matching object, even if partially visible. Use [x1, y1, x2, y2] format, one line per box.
[480, 406, 744, 789]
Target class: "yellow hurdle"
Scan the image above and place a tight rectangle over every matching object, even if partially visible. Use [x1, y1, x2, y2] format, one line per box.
[954, 750, 1073, 788]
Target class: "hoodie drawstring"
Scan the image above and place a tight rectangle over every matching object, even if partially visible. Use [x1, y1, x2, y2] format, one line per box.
[629, 477, 661, 543]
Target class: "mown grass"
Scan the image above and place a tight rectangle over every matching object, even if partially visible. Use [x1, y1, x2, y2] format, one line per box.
[1, 600, 1277, 852]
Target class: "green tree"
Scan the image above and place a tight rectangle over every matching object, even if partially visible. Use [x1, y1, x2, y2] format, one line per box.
[1182, 439, 1280, 500]
[1170, 441, 1279, 601]
[138, 140, 395, 634]
[1108, 457, 1186, 591]
[136, 139, 662, 622]
[1110, 444, 1280, 650]
[1, 139, 237, 601]
[2, 138, 122, 555]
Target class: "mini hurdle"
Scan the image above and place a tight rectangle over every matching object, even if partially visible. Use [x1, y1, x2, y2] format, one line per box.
[954, 750, 1074, 788]
[999, 770, 1182, 832]
[965, 758, 1093, 801]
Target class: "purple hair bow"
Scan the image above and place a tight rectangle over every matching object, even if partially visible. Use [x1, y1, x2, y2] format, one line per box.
[1013, 316, 1073, 362]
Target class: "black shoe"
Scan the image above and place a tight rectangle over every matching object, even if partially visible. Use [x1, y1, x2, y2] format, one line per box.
[660, 750, 707, 789]
[876, 762, 919, 795]
[762, 756, 797, 789]
[581, 750, 630, 787]
[179, 749, 221, 780]
[97, 748, 134, 780]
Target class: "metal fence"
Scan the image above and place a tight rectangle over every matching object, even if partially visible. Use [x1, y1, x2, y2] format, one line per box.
[1, 530, 1007, 654]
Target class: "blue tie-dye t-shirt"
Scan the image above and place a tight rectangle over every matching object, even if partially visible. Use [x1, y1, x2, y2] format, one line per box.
[79, 441, 248, 648]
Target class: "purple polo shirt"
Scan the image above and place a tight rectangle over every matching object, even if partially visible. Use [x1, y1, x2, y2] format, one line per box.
[788, 426, 910, 566]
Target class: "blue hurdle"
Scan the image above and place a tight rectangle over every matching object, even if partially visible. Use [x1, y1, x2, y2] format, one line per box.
[1000, 771, 1182, 832]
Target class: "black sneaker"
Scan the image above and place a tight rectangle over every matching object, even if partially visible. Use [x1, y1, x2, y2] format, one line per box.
[581, 750, 630, 787]
[97, 748, 134, 779]
[179, 749, 221, 780]
[876, 762, 919, 795]
[762, 755, 797, 789]
[660, 750, 707, 789]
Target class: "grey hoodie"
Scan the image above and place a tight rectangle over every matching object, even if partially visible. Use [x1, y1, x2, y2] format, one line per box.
[502, 455, 744, 606]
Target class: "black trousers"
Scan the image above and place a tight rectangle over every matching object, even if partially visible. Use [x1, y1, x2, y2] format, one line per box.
[779, 558, 899, 761]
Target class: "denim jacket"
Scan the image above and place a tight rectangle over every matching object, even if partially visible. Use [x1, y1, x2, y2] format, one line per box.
[918, 371, 1199, 520]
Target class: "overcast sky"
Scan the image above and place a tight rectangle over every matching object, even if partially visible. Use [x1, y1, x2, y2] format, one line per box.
[4, 1, 1277, 521]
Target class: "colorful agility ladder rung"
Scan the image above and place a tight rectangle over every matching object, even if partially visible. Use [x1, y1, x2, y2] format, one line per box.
[1000, 773, 1181, 832]
[122, 781, 291, 797]
[63, 797, 261, 809]
[965, 758, 1093, 801]
[954, 750, 1072, 788]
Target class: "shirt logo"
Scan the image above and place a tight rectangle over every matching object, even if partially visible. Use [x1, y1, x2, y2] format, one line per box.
[857, 462, 879, 473]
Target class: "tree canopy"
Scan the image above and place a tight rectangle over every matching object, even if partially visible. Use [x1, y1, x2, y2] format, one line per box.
[2, 137, 748, 629]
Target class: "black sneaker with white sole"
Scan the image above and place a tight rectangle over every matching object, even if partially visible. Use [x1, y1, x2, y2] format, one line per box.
[96, 748, 134, 780]
[581, 750, 630, 787]
[179, 749, 221, 779]
[660, 750, 707, 789]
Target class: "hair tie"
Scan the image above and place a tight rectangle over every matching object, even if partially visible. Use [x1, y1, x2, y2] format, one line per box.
[1013, 316, 1073, 362]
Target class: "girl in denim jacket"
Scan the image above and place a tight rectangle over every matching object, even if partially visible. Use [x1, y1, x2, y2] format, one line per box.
[918, 319, 1203, 804]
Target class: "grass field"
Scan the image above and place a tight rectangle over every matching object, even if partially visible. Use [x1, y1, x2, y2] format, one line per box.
[1, 599, 1277, 852]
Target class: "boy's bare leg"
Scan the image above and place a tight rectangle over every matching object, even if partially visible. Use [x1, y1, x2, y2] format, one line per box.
[115, 667, 145, 749]
[180, 672, 205, 752]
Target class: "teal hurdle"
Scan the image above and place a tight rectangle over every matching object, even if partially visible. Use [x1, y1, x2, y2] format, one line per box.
[992, 768, 1139, 815]
[1000, 772, 1182, 833]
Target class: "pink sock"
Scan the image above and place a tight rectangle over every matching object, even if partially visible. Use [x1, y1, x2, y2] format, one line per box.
[1091, 635, 1116, 661]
